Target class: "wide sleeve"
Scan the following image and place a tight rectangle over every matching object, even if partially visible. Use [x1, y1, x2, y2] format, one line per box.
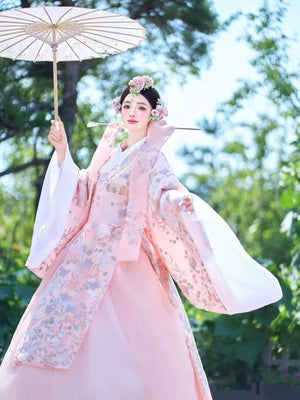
[25, 146, 86, 277]
[148, 153, 282, 315]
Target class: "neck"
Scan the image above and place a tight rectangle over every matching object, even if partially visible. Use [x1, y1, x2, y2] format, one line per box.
[127, 126, 148, 148]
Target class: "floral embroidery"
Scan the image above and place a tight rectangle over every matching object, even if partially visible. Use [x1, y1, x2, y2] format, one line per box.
[148, 152, 226, 314]
[18, 126, 226, 398]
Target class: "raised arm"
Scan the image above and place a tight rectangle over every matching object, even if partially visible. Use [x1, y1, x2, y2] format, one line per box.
[47, 117, 67, 166]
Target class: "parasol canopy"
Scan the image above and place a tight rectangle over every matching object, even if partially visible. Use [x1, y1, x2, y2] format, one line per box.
[0, 6, 146, 119]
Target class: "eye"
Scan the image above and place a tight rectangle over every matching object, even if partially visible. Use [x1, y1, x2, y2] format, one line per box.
[139, 106, 146, 111]
[122, 104, 130, 109]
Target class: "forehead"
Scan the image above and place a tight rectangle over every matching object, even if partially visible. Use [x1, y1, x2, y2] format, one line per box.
[123, 93, 151, 107]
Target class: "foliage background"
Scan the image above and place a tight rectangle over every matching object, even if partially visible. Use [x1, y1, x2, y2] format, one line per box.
[0, 0, 299, 390]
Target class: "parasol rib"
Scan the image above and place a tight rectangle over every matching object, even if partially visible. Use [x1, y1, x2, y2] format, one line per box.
[62, 9, 119, 23]
[78, 32, 144, 49]
[14, 37, 39, 60]
[66, 14, 136, 23]
[33, 40, 46, 62]
[81, 29, 146, 40]
[0, 19, 32, 26]
[0, 35, 37, 54]
[77, 25, 145, 30]
[0, 32, 34, 44]
[0, 28, 26, 34]
[14, 9, 48, 24]
[65, 41, 82, 61]
[67, 36, 113, 58]
[75, 33, 124, 52]
[69, 20, 144, 24]
[55, 7, 74, 25]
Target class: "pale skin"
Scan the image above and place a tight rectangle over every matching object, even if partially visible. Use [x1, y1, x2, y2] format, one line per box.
[47, 93, 194, 212]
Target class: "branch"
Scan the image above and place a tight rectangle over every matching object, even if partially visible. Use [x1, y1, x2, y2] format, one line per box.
[0, 158, 49, 178]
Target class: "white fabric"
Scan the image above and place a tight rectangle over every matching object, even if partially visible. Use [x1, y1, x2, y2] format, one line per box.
[26, 147, 78, 269]
[100, 138, 146, 173]
[161, 190, 282, 314]
[0, 7, 146, 62]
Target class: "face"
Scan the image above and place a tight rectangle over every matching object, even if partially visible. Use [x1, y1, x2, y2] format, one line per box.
[121, 93, 152, 133]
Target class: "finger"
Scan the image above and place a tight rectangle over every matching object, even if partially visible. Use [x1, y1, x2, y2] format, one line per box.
[49, 132, 61, 140]
[48, 135, 58, 143]
[49, 129, 60, 138]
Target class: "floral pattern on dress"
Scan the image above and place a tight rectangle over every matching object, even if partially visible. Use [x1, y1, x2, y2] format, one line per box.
[148, 152, 226, 314]
[15, 188, 127, 369]
[15, 140, 161, 369]
[16, 125, 227, 399]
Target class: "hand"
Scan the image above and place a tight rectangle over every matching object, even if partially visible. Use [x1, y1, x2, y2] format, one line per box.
[147, 120, 175, 146]
[178, 195, 195, 214]
[48, 117, 67, 165]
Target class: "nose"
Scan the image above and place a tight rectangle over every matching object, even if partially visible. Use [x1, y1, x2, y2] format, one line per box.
[129, 104, 137, 116]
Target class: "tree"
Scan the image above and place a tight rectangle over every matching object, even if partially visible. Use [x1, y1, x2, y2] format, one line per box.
[181, 0, 300, 389]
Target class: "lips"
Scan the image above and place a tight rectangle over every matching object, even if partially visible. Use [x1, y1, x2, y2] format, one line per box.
[128, 119, 138, 124]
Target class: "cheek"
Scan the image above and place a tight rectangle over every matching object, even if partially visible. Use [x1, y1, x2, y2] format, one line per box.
[121, 108, 130, 117]
[137, 109, 151, 120]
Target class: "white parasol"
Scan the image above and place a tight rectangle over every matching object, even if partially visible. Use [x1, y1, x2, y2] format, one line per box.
[0, 6, 146, 119]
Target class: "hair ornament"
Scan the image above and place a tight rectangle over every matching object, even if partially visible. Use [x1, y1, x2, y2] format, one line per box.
[150, 99, 168, 121]
[112, 75, 168, 120]
[112, 96, 122, 114]
[128, 75, 154, 96]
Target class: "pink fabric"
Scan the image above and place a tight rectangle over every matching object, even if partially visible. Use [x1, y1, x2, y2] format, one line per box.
[0, 248, 201, 400]
[0, 121, 282, 400]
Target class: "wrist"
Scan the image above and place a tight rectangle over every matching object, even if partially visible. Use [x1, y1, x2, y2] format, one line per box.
[56, 146, 67, 166]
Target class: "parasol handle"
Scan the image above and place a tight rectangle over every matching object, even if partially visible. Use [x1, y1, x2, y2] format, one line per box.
[51, 38, 58, 121]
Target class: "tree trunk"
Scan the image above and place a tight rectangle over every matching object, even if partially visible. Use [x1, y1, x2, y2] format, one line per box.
[60, 61, 81, 144]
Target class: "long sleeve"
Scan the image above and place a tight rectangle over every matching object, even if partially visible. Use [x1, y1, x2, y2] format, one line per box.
[148, 152, 282, 315]
[26, 147, 80, 277]
[159, 189, 282, 314]
[25, 123, 123, 279]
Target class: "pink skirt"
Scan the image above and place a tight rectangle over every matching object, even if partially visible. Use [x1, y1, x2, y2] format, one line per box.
[0, 248, 202, 399]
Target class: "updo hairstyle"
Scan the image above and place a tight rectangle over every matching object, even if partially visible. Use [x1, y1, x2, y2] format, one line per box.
[120, 86, 161, 109]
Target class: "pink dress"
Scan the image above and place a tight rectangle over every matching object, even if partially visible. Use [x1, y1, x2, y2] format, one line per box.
[0, 122, 282, 400]
[0, 250, 201, 400]
[0, 140, 201, 400]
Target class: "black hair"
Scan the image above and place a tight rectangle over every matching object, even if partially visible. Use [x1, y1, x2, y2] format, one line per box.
[120, 86, 160, 109]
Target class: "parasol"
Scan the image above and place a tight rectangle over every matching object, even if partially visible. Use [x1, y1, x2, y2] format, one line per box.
[0, 6, 146, 120]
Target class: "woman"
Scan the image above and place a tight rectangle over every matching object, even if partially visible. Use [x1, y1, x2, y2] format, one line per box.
[0, 76, 282, 400]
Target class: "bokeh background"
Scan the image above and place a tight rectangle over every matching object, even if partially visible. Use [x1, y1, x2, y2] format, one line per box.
[0, 0, 299, 396]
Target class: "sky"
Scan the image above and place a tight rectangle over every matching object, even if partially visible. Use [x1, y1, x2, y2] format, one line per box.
[161, 0, 300, 174]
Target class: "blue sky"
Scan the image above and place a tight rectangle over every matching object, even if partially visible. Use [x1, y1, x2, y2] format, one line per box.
[162, 0, 300, 174]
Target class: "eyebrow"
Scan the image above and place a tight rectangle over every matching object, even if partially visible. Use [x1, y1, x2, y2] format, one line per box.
[123, 100, 149, 106]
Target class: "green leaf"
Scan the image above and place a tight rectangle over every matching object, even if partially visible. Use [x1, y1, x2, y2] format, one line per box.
[280, 189, 298, 209]
[235, 334, 266, 367]
[0, 286, 14, 300]
[214, 315, 244, 338]
[15, 286, 35, 306]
